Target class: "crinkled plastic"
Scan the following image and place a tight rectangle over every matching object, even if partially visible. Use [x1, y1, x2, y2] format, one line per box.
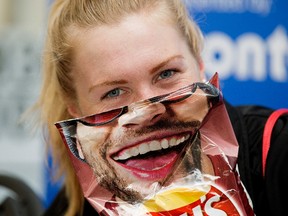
[55, 73, 254, 216]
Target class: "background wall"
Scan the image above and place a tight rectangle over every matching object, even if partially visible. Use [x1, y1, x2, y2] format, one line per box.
[0, 0, 47, 206]
[0, 0, 287, 210]
[186, 0, 288, 109]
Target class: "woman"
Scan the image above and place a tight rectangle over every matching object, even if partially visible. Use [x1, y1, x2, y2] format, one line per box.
[36, 0, 288, 215]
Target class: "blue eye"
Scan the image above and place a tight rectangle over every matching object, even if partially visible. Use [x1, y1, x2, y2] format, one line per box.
[105, 88, 122, 98]
[159, 70, 175, 80]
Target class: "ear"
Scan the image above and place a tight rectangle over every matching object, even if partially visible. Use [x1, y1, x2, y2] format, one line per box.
[67, 102, 81, 118]
[198, 58, 206, 82]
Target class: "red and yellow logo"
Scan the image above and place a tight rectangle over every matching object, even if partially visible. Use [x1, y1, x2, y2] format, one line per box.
[143, 184, 243, 216]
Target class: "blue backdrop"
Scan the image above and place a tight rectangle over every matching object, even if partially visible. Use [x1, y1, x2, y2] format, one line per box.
[186, 0, 288, 109]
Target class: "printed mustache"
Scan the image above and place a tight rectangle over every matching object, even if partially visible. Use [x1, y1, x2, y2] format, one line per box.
[130, 118, 202, 136]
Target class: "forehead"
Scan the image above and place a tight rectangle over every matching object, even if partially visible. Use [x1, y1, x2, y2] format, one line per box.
[70, 12, 187, 72]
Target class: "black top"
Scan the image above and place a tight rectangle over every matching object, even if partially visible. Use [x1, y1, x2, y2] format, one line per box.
[43, 103, 288, 216]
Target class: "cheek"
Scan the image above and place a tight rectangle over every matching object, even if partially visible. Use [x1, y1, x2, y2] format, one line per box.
[170, 95, 209, 123]
[77, 126, 112, 160]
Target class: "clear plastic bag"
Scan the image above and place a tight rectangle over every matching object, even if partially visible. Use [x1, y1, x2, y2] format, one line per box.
[55, 73, 254, 216]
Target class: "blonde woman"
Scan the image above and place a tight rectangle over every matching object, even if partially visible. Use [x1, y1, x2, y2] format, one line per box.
[36, 0, 288, 215]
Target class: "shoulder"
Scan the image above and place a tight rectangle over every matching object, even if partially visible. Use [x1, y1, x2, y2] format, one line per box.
[43, 187, 98, 216]
[228, 104, 288, 164]
[226, 102, 288, 215]
[225, 103, 277, 153]
[226, 103, 275, 130]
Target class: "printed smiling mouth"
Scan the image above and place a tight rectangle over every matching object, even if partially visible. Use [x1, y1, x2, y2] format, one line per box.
[111, 133, 191, 171]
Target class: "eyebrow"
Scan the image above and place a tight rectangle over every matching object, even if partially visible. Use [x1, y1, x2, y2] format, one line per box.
[89, 80, 127, 92]
[89, 55, 184, 92]
[149, 55, 183, 75]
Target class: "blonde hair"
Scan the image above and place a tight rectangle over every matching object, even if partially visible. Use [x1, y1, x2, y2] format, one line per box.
[37, 0, 203, 215]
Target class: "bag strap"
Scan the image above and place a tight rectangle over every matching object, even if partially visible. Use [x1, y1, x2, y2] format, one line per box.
[262, 108, 288, 177]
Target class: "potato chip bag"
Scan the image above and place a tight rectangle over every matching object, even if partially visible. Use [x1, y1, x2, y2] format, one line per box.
[55, 73, 254, 215]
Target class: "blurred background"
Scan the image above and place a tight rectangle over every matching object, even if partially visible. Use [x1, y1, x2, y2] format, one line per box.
[0, 0, 49, 211]
[0, 0, 287, 212]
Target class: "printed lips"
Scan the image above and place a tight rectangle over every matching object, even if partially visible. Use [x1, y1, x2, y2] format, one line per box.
[112, 133, 191, 180]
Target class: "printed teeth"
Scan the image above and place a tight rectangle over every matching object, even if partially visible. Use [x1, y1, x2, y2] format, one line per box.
[113, 134, 190, 161]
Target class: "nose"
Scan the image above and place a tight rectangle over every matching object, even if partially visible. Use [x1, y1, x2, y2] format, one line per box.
[118, 102, 166, 129]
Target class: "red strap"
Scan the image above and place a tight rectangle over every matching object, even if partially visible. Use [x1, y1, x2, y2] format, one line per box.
[262, 109, 288, 177]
